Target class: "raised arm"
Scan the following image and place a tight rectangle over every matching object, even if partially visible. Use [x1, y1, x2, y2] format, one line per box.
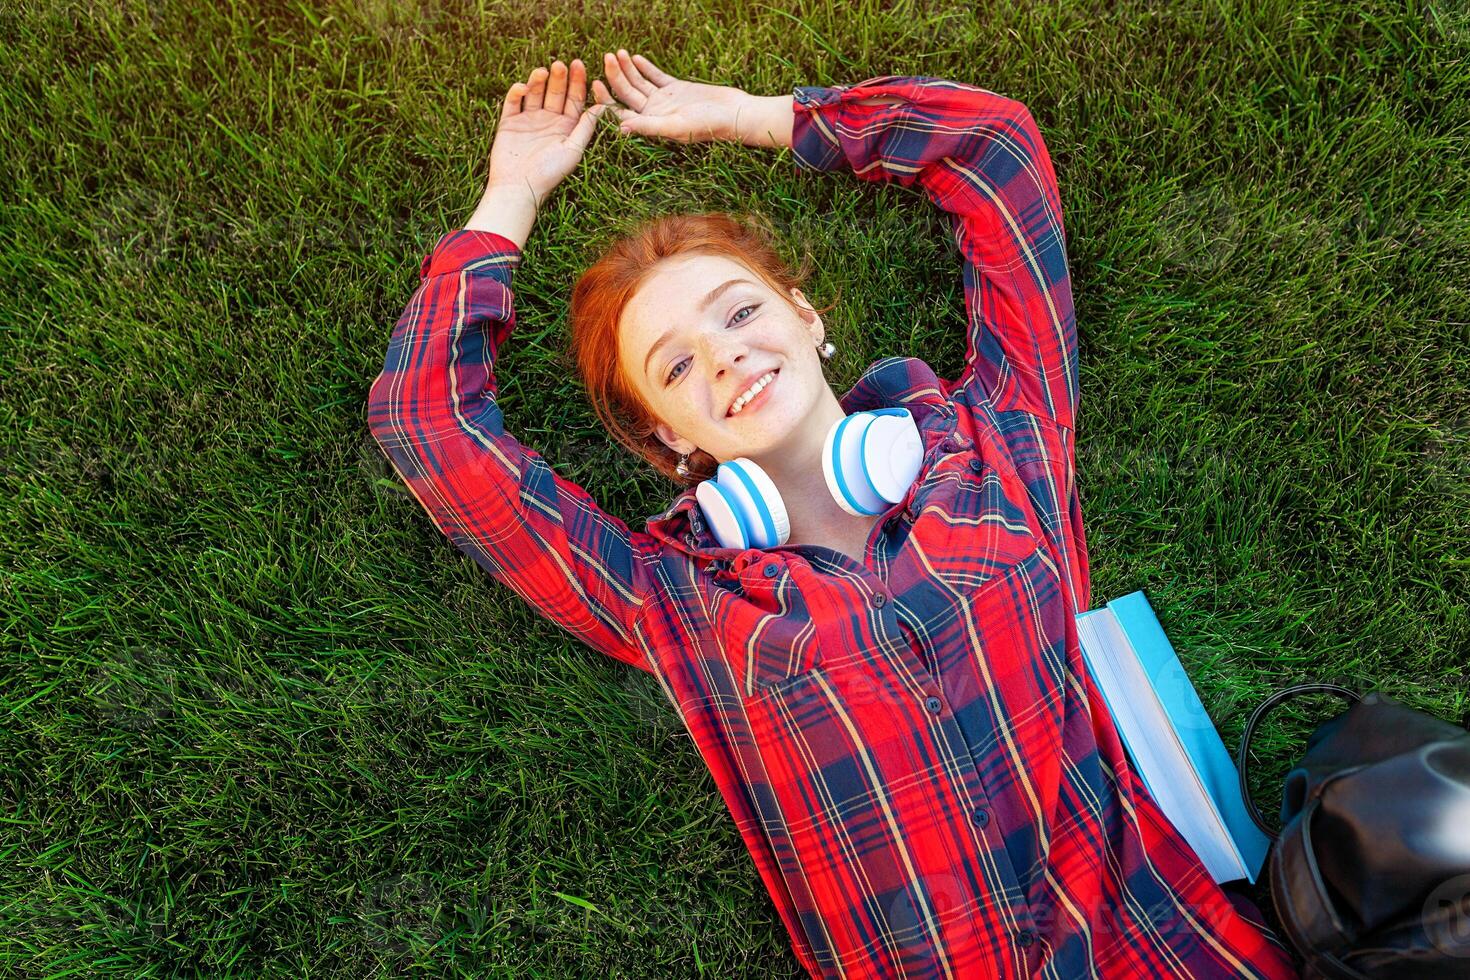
[594, 61, 1077, 430]
[367, 60, 658, 673]
[784, 75, 1078, 430]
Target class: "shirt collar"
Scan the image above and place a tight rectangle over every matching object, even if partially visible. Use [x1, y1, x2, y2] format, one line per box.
[642, 356, 960, 558]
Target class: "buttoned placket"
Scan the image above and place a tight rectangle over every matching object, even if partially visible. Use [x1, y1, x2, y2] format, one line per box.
[768, 542, 1047, 965]
[862, 580, 946, 709]
[870, 592, 1023, 952]
[915, 659, 1045, 960]
[882, 415, 1047, 958]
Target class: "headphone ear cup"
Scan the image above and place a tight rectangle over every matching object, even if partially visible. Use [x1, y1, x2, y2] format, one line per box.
[861, 409, 924, 503]
[717, 458, 789, 548]
[824, 413, 889, 516]
[695, 478, 750, 550]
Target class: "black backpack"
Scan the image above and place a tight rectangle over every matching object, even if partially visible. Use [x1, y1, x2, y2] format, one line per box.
[1237, 684, 1470, 979]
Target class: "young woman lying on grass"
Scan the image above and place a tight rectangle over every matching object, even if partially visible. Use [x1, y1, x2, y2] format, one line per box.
[367, 51, 1300, 979]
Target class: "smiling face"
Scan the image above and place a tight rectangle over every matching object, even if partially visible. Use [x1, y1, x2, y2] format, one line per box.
[617, 252, 831, 465]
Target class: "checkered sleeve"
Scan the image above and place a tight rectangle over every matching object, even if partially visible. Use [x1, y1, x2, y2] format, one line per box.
[791, 75, 1079, 430]
[367, 229, 656, 673]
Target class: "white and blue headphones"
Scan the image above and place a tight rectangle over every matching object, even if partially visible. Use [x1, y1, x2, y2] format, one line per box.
[692, 407, 925, 550]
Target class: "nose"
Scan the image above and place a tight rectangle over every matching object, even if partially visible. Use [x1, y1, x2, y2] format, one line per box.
[703, 333, 748, 378]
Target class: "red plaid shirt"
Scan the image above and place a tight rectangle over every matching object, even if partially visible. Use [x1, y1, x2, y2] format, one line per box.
[368, 75, 1298, 979]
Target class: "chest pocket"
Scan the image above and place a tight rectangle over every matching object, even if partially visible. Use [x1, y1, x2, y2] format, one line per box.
[708, 558, 822, 698]
[910, 449, 1040, 583]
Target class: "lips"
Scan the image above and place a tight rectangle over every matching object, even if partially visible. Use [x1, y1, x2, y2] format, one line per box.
[726, 369, 779, 418]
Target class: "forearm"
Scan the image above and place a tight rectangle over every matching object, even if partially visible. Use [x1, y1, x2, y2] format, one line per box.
[366, 230, 656, 673]
[464, 180, 540, 250]
[787, 77, 1032, 178]
[732, 93, 795, 150]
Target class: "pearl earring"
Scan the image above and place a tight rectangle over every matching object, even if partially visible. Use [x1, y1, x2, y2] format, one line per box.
[675, 453, 691, 478]
[817, 340, 836, 362]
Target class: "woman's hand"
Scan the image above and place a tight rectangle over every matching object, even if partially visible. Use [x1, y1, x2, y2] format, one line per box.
[484, 58, 608, 204]
[592, 50, 757, 144]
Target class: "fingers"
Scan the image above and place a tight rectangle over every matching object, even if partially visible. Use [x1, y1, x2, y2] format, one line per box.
[563, 58, 587, 118]
[508, 52, 663, 117]
[630, 53, 674, 86]
[523, 65, 548, 111]
[616, 48, 656, 96]
[544, 59, 568, 114]
[589, 51, 676, 138]
[602, 49, 651, 109]
[591, 77, 631, 129]
[517, 60, 583, 116]
[569, 101, 609, 152]
[503, 81, 527, 116]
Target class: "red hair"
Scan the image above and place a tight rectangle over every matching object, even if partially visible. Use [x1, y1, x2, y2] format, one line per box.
[568, 212, 840, 487]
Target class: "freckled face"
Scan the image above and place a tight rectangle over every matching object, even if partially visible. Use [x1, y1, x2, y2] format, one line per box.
[617, 253, 826, 463]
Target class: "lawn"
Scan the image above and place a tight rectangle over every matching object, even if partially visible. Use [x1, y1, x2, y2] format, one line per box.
[2, 0, 1466, 975]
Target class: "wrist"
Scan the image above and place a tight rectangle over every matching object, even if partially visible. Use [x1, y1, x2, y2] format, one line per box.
[465, 180, 540, 250]
[732, 93, 795, 149]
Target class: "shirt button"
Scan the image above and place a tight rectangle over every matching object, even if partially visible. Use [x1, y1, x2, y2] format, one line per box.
[1017, 929, 1036, 948]
[763, 563, 779, 578]
[971, 807, 990, 828]
[870, 593, 886, 608]
[923, 695, 942, 714]
[969, 459, 983, 473]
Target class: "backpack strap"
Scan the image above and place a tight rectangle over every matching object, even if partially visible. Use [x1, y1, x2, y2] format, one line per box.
[1236, 683, 1361, 839]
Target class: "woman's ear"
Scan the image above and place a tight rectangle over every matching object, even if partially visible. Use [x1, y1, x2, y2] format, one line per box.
[654, 420, 696, 456]
[789, 286, 823, 342]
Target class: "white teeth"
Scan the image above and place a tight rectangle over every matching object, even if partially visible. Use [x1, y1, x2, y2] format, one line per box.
[728, 371, 776, 416]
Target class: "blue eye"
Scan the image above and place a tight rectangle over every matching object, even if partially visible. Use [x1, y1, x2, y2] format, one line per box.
[730, 303, 758, 324]
[665, 304, 760, 384]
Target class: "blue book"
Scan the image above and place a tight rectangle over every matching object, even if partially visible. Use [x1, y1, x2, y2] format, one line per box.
[1076, 591, 1271, 884]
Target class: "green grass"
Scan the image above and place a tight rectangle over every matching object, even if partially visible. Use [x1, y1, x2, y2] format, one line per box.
[2, 0, 1466, 974]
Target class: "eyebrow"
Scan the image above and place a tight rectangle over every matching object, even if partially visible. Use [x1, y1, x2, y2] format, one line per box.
[643, 278, 756, 379]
